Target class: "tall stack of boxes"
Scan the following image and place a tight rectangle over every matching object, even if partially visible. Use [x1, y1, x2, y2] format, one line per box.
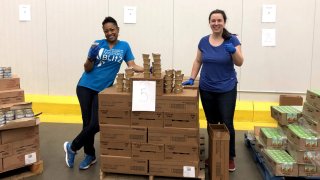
[99, 55, 200, 178]
[258, 89, 320, 177]
[0, 69, 40, 173]
[286, 89, 320, 177]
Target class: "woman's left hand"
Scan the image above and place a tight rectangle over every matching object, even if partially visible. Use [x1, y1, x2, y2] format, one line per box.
[224, 43, 236, 54]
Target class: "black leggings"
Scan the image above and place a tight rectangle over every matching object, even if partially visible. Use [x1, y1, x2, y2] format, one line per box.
[200, 86, 237, 158]
[71, 86, 99, 157]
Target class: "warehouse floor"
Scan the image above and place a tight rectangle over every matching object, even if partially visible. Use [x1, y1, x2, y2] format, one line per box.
[22, 123, 263, 180]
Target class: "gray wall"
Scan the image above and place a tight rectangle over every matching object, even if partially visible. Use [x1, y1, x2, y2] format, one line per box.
[0, 0, 319, 101]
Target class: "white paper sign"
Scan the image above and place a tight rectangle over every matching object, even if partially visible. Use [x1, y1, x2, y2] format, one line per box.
[262, 28, 276, 47]
[132, 81, 156, 111]
[183, 166, 195, 177]
[262, 4, 276, 22]
[25, 152, 37, 165]
[19, 4, 31, 21]
[124, 6, 136, 24]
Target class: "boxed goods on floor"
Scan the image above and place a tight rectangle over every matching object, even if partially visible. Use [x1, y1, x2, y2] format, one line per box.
[99, 59, 201, 179]
[271, 106, 302, 125]
[259, 127, 287, 149]
[263, 149, 298, 176]
[287, 124, 320, 151]
[208, 124, 230, 180]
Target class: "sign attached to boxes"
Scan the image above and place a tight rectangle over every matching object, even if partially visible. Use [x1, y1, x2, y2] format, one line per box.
[132, 81, 156, 111]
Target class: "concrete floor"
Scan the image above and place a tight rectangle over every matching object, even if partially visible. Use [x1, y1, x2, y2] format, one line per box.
[24, 123, 262, 180]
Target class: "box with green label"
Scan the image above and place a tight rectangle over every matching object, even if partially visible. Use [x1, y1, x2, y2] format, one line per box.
[306, 89, 320, 110]
[271, 106, 302, 125]
[263, 149, 298, 176]
[298, 164, 320, 177]
[259, 127, 287, 149]
[303, 102, 320, 122]
[287, 124, 320, 151]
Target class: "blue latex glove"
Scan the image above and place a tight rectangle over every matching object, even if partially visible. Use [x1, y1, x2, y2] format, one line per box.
[224, 43, 236, 54]
[182, 78, 194, 86]
[87, 42, 101, 61]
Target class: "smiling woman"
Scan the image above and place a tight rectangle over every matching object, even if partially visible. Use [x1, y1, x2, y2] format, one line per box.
[63, 16, 143, 171]
[182, 9, 244, 172]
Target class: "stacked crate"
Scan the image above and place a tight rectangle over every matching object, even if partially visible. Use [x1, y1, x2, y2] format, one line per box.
[99, 66, 200, 178]
[0, 72, 41, 173]
[287, 89, 320, 177]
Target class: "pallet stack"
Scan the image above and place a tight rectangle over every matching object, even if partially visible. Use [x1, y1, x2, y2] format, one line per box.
[98, 54, 203, 179]
[0, 69, 42, 177]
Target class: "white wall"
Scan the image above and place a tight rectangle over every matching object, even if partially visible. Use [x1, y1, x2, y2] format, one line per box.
[0, 0, 319, 101]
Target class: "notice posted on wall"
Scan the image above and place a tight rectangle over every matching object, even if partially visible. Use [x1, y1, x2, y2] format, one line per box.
[132, 81, 156, 111]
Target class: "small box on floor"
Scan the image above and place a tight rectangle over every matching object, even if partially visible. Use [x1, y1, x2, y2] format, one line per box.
[208, 124, 230, 180]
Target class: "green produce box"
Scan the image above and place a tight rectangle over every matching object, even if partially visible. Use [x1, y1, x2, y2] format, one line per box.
[287, 124, 320, 151]
[271, 106, 302, 125]
[263, 149, 298, 176]
[259, 127, 287, 149]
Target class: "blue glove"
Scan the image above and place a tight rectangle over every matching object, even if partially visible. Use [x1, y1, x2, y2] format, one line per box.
[150, 66, 153, 73]
[87, 43, 101, 61]
[224, 43, 236, 54]
[182, 78, 194, 86]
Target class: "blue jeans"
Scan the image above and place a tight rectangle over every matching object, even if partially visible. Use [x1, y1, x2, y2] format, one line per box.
[71, 86, 99, 157]
[200, 86, 237, 158]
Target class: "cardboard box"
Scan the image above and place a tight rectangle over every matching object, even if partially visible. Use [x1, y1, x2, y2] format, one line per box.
[100, 141, 131, 157]
[0, 76, 20, 91]
[0, 143, 13, 158]
[287, 142, 320, 164]
[287, 124, 320, 151]
[165, 144, 199, 161]
[100, 155, 148, 175]
[208, 124, 230, 180]
[259, 127, 287, 149]
[300, 114, 320, 133]
[303, 102, 320, 122]
[306, 89, 320, 110]
[149, 160, 199, 178]
[0, 117, 39, 131]
[0, 89, 24, 105]
[2, 151, 40, 172]
[99, 110, 130, 125]
[12, 136, 40, 155]
[99, 86, 131, 111]
[130, 73, 164, 96]
[1, 125, 39, 144]
[271, 106, 302, 125]
[100, 124, 147, 143]
[298, 164, 320, 177]
[131, 143, 164, 160]
[131, 111, 163, 127]
[263, 149, 298, 176]
[148, 127, 199, 145]
[164, 112, 198, 128]
[156, 89, 198, 113]
[279, 95, 303, 106]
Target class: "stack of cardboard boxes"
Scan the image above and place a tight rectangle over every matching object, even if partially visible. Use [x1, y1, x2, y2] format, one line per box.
[287, 90, 320, 177]
[99, 71, 200, 178]
[0, 73, 41, 173]
[257, 90, 320, 177]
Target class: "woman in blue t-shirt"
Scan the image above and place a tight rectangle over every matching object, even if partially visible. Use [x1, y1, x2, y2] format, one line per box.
[183, 9, 244, 172]
[63, 16, 143, 170]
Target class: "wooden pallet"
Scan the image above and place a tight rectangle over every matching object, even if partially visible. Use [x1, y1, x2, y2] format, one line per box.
[100, 169, 205, 180]
[0, 160, 43, 180]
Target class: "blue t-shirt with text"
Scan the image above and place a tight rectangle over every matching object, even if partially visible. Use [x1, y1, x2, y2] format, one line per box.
[198, 35, 240, 92]
[78, 39, 134, 92]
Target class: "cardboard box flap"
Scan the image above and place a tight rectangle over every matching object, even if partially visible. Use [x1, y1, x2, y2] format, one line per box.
[0, 117, 39, 131]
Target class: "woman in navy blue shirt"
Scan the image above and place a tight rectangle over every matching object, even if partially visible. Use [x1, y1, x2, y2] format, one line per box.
[183, 9, 244, 172]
